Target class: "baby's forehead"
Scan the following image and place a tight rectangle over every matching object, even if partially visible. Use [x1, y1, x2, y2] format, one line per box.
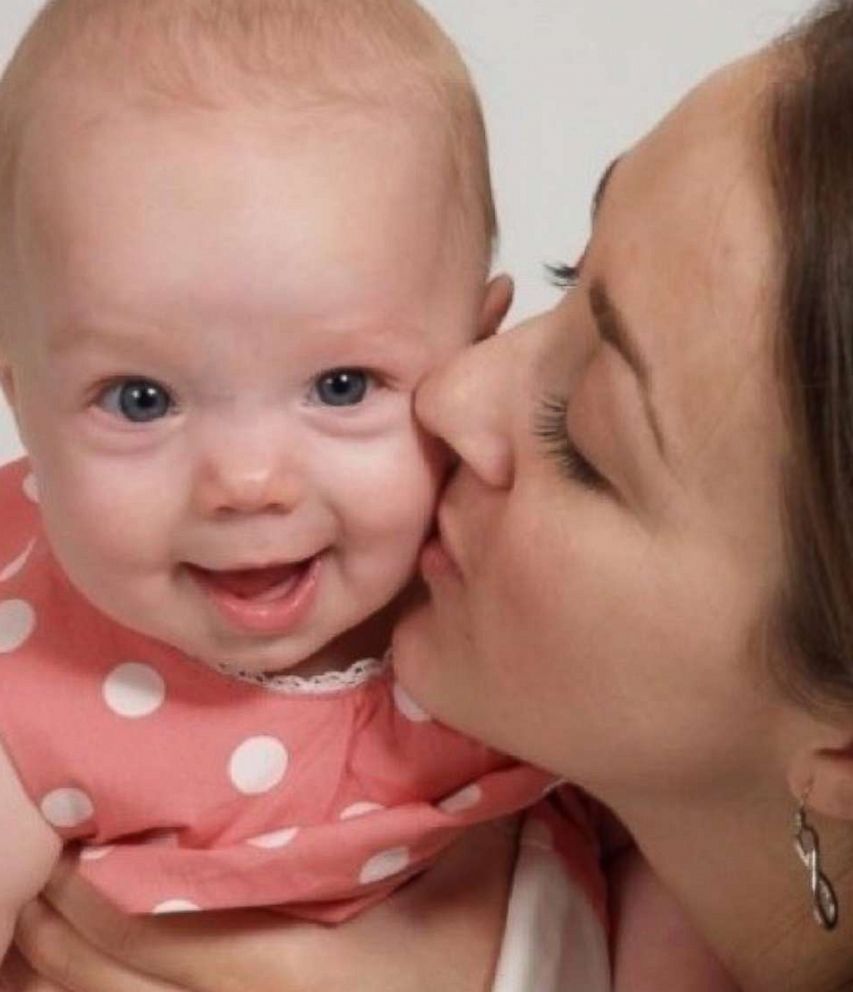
[9, 87, 482, 343]
[0, 0, 494, 269]
[16, 83, 474, 275]
[18, 68, 456, 184]
[15, 81, 390, 212]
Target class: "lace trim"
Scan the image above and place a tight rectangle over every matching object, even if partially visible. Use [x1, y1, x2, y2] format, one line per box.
[212, 655, 389, 696]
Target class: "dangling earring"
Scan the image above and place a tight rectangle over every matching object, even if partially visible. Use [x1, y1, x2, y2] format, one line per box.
[793, 790, 839, 930]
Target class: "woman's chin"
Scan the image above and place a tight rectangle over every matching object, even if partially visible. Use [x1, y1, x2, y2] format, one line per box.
[391, 598, 472, 733]
[391, 598, 441, 693]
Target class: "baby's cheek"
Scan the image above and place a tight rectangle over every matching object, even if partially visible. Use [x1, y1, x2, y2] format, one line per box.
[38, 459, 172, 570]
[332, 437, 438, 547]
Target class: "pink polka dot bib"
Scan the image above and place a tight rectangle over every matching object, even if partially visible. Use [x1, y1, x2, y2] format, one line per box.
[0, 458, 553, 921]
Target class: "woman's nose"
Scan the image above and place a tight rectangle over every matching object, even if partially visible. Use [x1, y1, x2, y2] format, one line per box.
[191, 432, 304, 517]
[415, 330, 517, 490]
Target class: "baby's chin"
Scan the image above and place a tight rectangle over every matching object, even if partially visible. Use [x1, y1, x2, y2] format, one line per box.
[163, 613, 396, 681]
[164, 628, 348, 679]
[79, 595, 333, 679]
[202, 647, 357, 680]
[68, 568, 397, 680]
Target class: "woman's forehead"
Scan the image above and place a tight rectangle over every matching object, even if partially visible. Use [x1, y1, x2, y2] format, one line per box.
[583, 53, 784, 484]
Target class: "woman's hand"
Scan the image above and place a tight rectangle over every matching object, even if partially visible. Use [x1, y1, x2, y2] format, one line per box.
[4, 820, 517, 992]
[6, 870, 317, 992]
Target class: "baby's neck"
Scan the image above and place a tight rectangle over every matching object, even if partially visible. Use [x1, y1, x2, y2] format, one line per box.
[267, 587, 415, 680]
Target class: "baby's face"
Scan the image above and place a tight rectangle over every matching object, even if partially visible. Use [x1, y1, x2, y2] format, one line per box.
[1, 94, 488, 674]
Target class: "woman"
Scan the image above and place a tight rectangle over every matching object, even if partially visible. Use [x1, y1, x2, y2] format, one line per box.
[7, 1, 853, 989]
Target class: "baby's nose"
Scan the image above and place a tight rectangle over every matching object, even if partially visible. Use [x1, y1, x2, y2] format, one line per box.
[192, 440, 304, 517]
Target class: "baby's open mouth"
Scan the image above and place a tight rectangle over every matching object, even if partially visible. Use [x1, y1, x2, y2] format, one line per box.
[188, 560, 312, 603]
[184, 556, 323, 635]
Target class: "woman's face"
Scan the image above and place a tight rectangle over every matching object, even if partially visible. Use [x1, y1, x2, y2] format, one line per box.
[393, 55, 794, 810]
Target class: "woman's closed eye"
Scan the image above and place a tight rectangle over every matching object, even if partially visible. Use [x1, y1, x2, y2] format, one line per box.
[546, 261, 581, 291]
[534, 393, 609, 491]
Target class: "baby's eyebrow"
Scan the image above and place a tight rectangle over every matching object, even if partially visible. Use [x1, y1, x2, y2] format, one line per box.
[45, 317, 165, 358]
[46, 322, 121, 354]
[45, 322, 101, 353]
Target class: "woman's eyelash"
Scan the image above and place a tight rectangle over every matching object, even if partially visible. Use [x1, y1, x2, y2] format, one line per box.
[534, 393, 608, 491]
[545, 262, 581, 290]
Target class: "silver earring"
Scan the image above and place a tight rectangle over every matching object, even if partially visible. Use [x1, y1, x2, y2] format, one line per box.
[793, 793, 839, 930]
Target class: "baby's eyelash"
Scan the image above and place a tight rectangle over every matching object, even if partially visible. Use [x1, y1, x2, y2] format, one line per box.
[545, 262, 581, 290]
[534, 393, 608, 491]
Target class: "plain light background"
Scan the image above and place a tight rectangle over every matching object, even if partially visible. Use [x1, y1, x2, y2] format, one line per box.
[0, 0, 810, 463]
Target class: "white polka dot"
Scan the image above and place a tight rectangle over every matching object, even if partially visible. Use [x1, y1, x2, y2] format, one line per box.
[392, 682, 431, 723]
[438, 784, 483, 815]
[359, 846, 410, 885]
[22, 473, 39, 503]
[0, 599, 35, 653]
[228, 737, 288, 795]
[152, 899, 200, 915]
[0, 539, 35, 582]
[79, 844, 114, 862]
[103, 663, 166, 719]
[340, 801, 385, 821]
[40, 788, 94, 829]
[245, 826, 299, 849]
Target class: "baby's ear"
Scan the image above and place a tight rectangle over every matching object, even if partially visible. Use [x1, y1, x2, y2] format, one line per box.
[476, 273, 514, 341]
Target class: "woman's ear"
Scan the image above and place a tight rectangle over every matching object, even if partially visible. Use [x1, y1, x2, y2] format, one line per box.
[788, 738, 853, 821]
[476, 274, 514, 341]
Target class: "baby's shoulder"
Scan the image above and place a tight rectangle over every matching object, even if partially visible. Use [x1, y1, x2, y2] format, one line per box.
[0, 457, 39, 558]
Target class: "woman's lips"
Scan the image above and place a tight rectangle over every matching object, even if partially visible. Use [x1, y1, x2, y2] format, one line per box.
[186, 557, 322, 634]
[419, 519, 463, 582]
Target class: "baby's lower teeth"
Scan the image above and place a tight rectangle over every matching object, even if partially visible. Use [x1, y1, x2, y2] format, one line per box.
[253, 570, 302, 603]
[209, 562, 305, 600]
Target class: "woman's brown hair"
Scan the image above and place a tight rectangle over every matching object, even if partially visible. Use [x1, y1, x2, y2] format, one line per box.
[770, 0, 853, 706]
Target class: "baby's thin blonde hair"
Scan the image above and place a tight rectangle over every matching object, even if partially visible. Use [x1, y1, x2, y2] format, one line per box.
[0, 0, 496, 261]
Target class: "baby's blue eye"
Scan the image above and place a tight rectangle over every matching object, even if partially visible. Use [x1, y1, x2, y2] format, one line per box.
[99, 379, 173, 423]
[313, 369, 370, 407]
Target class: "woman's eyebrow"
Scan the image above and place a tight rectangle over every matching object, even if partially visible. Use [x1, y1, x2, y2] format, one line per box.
[588, 279, 668, 461]
[591, 157, 621, 220]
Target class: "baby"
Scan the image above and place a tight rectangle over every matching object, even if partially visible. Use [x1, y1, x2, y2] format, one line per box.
[0, 0, 552, 951]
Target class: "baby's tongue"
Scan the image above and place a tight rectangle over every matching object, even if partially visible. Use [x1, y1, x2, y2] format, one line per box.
[206, 563, 302, 601]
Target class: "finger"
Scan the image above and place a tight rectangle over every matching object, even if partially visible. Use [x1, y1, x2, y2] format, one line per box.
[43, 857, 205, 972]
[15, 899, 178, 992]
[42, 856, 140, 959]
[1, 945, 70, 991]
[43, 863, 301, 992]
